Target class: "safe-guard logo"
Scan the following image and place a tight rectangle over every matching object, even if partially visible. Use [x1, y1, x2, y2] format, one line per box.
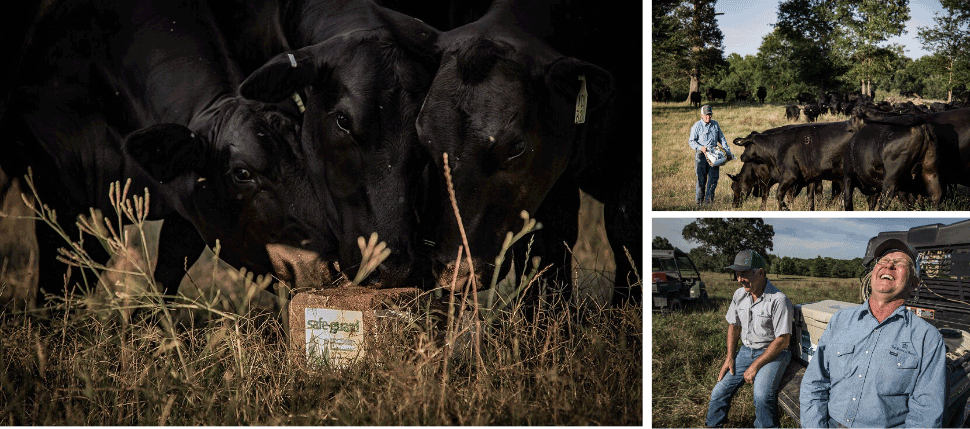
[306, 318, 361, 335]
[304, 308, 365, 366]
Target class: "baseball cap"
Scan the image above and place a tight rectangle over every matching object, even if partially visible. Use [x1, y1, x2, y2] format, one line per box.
[725, 249, 766, 271]
[701, 105, 713, 115]
[867, 237, 921, 276]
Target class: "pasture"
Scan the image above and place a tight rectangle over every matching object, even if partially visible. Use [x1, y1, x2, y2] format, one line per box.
[0, 170, 641, 425]
[652, 271, 861, 428]
[652, 100, 970, 211]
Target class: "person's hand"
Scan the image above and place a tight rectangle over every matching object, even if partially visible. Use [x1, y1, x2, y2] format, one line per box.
[743, 364, 759, 383]
[700, 146, 708, 153]
[718, 356, 735, 381]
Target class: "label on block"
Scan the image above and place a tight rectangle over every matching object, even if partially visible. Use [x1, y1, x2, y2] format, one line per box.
[305, 308, 365, 367]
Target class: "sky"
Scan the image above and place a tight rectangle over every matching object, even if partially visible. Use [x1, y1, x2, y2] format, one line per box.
[715, 0, 946, 59]
[652, 217, 970, 260]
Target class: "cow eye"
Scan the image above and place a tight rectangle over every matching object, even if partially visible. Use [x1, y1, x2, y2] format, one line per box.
[508, 140, 526, 160]
[232, 167, 254, 183]
[335, 113, 351, 132]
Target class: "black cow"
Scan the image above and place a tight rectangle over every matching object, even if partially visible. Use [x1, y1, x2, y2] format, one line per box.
[842, 116, 942, 210]
[414, 0, 623, 301]
[690, 91, 702, 107]
[5, 0, 330, 303]
[217, 0, 443, 288]
[756, 87, 767, 104]
[803, 104, 822, 122]
[797, 92, 815, 104]
[735, 89, 751, 103]
[785, 105, 800, 121]
[728, 162, 775, 210]
[706, 88, 727, 102]
[662, 88, 671, 103]
[733, 121, 855, 210]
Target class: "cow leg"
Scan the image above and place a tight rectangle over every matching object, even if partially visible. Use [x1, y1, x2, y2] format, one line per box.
[154, 215, 206, 298]
[842, 176, 855, 211]
[808, 182, 817, 211]
[776, 177, 798, 211]
[606, 196, 641, 306]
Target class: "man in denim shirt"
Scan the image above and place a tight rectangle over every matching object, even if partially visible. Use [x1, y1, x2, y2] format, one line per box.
[688, 104, 734, 205]
[800, 238, 946, 428]
[706, 250, 793, 428]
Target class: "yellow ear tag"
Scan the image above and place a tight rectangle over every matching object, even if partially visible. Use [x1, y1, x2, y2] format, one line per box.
[575, 75, 588, 124]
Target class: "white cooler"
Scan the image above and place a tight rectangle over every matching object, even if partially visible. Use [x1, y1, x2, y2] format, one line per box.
[795, 300, 858, 363]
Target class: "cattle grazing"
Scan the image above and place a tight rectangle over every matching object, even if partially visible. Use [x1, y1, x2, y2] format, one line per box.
[797, 92, 815, 104]
[690, 91, 702, 107]
[729, 162, 775, 210]
[706, 87, 727, 102]
[414, 0, 625, 303]
[223, 0, 443, 288]
[735, 89, 751, 103]
[5, 0, 331, 303]
[653, 87, 672, 103]
[842, 116, 941, 210]
[803, 104, 822, 122]
[756, 87, 767, 104]
[732, 121, 855, 210]
[785, 105, 800, 121]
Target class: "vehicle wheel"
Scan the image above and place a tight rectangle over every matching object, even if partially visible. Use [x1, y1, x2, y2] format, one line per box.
[669, 298, 683, 312]
[700, 290, 709, 306]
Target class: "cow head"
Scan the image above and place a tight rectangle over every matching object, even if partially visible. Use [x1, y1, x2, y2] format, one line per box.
[125, 99, 334, 278]
[415, 34, 614, 290]
[728, 161, 771, 208]
[237, 8, 441, 288]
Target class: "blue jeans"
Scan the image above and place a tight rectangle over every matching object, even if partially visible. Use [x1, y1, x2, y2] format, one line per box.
[706, 346, 791, 428]
[695, 153, 719, 204]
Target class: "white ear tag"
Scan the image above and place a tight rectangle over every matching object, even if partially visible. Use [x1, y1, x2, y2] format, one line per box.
[288, 53, 298, 68]
[574, 75, 588, 124]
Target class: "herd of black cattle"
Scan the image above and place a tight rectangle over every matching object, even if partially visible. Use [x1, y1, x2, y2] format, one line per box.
[655, 85, 970, 212]
[1, 0, 643, 308]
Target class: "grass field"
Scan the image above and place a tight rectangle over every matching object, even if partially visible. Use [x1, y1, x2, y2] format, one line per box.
[651, 101, 970, 211]
[652, 271, 862, 428]
[0, 169, 641, 425]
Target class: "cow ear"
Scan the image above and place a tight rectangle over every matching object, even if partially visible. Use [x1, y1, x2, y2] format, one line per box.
[371, 2, 441, 60]
[732, 136, 751, 147]
[544, 57, 615, 113]
[239, 45, 328, 102]
[125, 124, 204, 183]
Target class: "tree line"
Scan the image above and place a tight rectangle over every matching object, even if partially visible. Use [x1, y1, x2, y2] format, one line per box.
[653, 218, 866, 279]
[653, 0, 970, 103]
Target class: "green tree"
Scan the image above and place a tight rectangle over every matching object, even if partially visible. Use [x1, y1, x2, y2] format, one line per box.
[917, 0, 970, 101]
[832, 0, 910, 95]
[653, 236, 674, 250]
[682, 218, 775, 270]
[810, 256, 829, 278]
[773, 0, 846, 93]
[652, 0, 726, 99]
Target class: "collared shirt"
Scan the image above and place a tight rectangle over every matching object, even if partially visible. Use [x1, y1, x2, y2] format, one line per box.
[726, 280, 793, 349]
[799, 300, 947, 428]
[688, 118, 733, 157]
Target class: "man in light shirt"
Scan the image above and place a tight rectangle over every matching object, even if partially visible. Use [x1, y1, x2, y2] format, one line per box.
[800, 238, 946, 428]
[705, 249, 792, 428]
[688, 104, 734, 205]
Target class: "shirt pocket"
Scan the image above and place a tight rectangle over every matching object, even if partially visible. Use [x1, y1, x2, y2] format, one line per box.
[752, 310, 775, 340]
[877, 351, 918, 396]
[829, 344, 856, 383]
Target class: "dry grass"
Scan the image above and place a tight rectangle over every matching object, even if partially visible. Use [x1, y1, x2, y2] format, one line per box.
[652, 271, 860, 428]
[0, 171, 641, 425]
[651, 101, 970, 211]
